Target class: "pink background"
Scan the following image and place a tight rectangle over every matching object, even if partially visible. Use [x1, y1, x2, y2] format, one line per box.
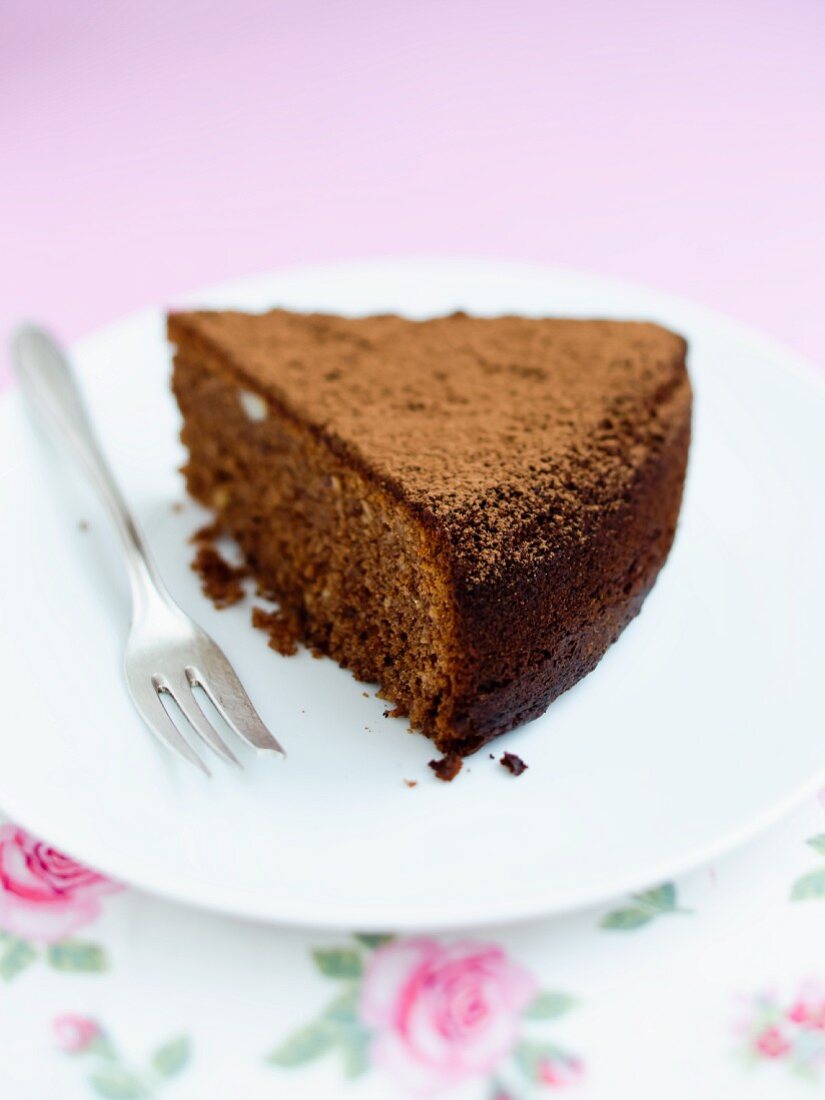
[2, 0, 824, 386]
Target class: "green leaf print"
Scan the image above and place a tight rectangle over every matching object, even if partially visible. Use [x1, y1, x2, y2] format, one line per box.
[635, 883, 677, 910]
[524, 991, 577, 1019]
[89, 1065, 149, 1100]
[267, 1021, 336, 1067]
[806, 834, 825, 857]
[58, 1024, 192, 1097]
[47, 940, 107, 972]
[791, 866, 825, 901]
[323, 984, 360, 1024]
[315, 985, 372, 1077]
[600, 906, 655, 930]
[339, 1028, 370, 1079]
[600, 881, 691, 929]
[151, 1035, 191, 1078]
[353, 933, 395, 949]
[312, 947, 363, 979]
[514, 1039, 569, 1082]
[0, 937, 37, 981]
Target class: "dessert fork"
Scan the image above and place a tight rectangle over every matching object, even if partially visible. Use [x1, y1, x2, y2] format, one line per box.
[12, 325, 285, 775]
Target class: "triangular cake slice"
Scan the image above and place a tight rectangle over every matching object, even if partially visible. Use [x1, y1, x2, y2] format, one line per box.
[169, 310, 691, 758]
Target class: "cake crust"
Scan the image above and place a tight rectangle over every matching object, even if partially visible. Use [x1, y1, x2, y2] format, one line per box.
[169, 309, 691, 756]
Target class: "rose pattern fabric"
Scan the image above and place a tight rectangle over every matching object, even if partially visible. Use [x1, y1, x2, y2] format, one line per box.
[55, 1016, 192, 1096]
[54, 1014, 102, 1053]
[4, 790, 825, 1094]
[0, 824, 119, 944]
[538, 1054, 585, 1088]
[267, 934, 581, 1095]
[360, 938, 537, 1095]
[735, 982, 825, 1083]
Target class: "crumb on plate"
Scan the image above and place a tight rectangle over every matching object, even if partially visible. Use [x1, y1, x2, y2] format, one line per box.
[500, 751, 528, 776]
[428, 753, 463, 782]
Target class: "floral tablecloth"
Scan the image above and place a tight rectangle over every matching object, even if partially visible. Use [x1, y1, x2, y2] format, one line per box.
[1, 788, 824, 1099]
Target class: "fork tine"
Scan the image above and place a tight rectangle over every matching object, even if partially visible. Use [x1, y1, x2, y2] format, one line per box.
[190, 662, 286, 756]
[126, 675, 211, 776]
[159, 674, 241, 767]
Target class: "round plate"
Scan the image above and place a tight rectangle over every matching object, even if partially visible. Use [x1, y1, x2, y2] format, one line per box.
[0, 259, 823, 930]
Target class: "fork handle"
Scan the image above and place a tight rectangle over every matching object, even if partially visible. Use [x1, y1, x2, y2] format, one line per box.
[12, 325, 170, 617]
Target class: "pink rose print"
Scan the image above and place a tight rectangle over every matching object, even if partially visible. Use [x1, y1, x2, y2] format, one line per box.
[736, 982, 825, 1082]
[267, 934, 581, 1094]
[786, 993, 825, 1031]
[360, 938, 537, 1095]
[53, 1014, 101, 1053]
[0, 824, 119, 944]
[755, 1027, 791, 1059]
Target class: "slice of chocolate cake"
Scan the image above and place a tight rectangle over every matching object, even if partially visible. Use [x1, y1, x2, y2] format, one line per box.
[169, 310, 691, 757]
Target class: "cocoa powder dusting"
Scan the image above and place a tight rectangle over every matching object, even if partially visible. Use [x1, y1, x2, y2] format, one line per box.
[170, 309, 687, 588]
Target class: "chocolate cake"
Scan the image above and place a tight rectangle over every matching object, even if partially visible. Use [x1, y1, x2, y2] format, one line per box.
[169, 309, 691, 757]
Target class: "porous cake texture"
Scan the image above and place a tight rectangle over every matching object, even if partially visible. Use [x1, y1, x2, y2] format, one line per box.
[169, 309, 691, 757]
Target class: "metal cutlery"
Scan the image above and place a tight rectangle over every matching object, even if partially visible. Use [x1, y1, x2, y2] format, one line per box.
[12, 325, 285, 775]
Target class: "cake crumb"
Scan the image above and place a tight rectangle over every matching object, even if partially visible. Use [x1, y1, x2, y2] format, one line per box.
[310, 646, 324, 660]
[428, 753, 463, 782]
[192, 545, 249, 608]
[170, 501, 184, 514]
[251, 606, 300, 656]
[255, 582, 280, 600]
[404, 779, 418, 788]
[362, 692, 370, 698]
[383, 705, 405, 719]
[500, 752, 528, 776]
[190, 520, 223, 544]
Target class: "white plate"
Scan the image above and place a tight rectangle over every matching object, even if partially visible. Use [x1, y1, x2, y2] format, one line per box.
[0, 259, 823, 930]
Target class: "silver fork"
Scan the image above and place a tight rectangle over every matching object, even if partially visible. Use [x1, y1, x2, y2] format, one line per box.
[12, 325, 285, 775]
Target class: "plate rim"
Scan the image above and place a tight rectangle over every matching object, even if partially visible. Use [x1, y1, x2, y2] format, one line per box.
[1, 255, 823, 931]
[0, 727, 821, 932]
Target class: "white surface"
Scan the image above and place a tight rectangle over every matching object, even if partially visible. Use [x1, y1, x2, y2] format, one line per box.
[0, 259, 822, 930]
